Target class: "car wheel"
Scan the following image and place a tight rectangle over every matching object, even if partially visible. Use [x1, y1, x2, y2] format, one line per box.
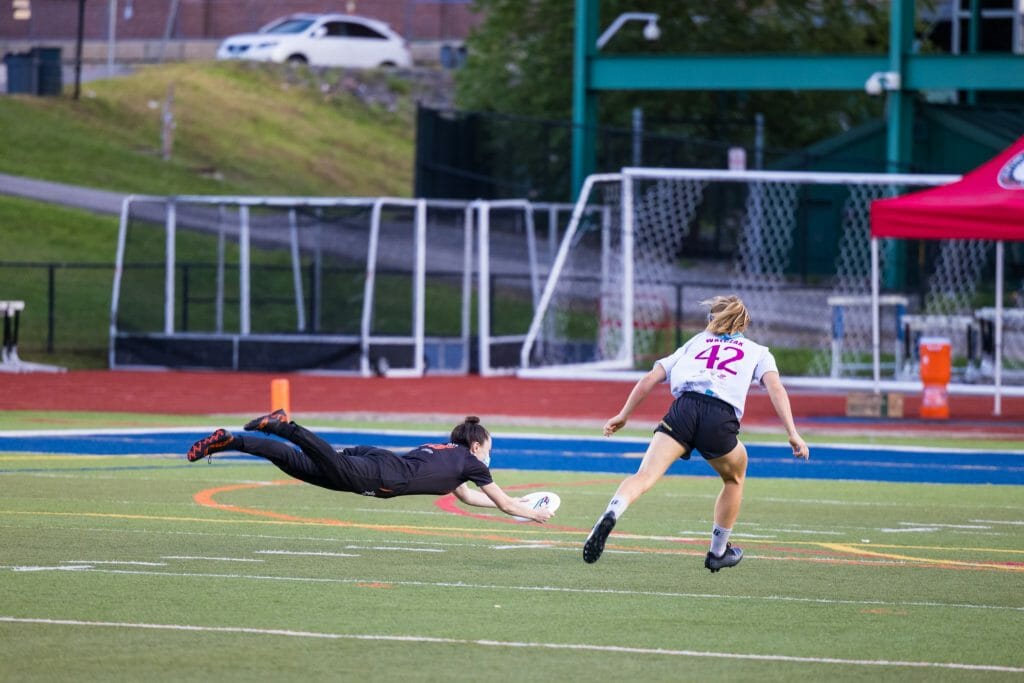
[286, 54, 308, 64]
[380, 61, 397, 68]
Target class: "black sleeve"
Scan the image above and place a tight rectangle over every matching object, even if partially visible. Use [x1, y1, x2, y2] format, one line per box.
[463, 455, 493, 487]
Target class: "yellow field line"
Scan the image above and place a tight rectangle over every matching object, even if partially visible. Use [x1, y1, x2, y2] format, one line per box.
[820, 543, 1024, 572]
[757, 539, 1024, 555]
[0, 509, 565, 537]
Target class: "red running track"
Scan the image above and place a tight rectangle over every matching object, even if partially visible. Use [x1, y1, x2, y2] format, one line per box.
[1, 370, 1022, 436]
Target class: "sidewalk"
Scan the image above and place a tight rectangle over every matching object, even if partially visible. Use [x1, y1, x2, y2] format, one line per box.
[0, 172, 126, 215]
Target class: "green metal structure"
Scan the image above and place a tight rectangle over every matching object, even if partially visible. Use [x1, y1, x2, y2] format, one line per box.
[572, 0, 1024, 196]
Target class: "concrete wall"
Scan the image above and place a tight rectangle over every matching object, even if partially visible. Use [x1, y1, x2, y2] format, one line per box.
[1, 0, 481, 43]
[0, 38, 458, 65]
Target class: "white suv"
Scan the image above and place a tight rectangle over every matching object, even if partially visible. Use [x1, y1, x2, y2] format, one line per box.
[216, 13, 412, 68]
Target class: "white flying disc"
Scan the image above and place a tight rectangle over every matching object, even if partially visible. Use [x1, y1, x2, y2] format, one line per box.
[512, 491, 561, 522]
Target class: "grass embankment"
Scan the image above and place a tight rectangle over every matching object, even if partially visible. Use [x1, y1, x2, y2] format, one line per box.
[0, 61, 418, 367]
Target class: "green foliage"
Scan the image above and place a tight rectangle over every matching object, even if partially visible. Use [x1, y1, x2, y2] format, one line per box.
[457, 0, 888, 152]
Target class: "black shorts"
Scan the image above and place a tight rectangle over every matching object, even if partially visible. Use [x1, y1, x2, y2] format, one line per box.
[654, 391, 740, 460]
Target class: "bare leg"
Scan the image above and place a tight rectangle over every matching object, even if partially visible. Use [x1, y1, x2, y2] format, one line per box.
[705, 440, 748, 529]
[583, 433, 687, 564]
[609, 432, 688, 505]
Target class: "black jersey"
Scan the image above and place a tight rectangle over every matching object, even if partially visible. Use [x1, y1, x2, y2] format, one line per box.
[235, 425, 494, 499]
[352, 442, 493, 498]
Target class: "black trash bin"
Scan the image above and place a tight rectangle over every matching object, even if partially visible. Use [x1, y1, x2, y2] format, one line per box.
[33, 47, 62, 96]
[3, 51, 36, 94]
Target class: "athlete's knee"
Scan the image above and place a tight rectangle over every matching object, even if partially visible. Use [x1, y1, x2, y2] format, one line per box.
[711, 445, 747, 483]
[620, 470, 659, 497]
[720, 470, 745, 486]
[631, 471, 661, 493]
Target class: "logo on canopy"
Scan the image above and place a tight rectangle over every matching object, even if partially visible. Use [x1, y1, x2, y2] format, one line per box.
[997, 152, 1024, 189]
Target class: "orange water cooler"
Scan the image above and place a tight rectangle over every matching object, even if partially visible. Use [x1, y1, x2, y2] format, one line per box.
[919, 337, 951, 419]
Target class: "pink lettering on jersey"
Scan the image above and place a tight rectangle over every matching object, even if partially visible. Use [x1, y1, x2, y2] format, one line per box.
[694, 343, 745, 375]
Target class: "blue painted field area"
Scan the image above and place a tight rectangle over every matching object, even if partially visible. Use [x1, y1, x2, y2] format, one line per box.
[0, 428, 1021, 485]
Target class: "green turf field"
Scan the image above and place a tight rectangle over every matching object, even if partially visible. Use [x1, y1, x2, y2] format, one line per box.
[1, 451, 1021, 681]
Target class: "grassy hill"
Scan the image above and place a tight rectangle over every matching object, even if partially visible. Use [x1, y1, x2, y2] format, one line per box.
[0, 60, 417, 197]
[0, 61, 423, 368]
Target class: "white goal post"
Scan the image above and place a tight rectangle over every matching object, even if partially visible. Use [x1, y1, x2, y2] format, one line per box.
[109, 194, 574, 376]
[518, 167, 1024, 400]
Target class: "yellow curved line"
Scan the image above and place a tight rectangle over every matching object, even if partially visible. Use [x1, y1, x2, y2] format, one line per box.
[0, 508, 566, 537]
[820, 543, 1024, 572]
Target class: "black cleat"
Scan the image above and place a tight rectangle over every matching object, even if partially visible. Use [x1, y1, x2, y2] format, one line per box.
[244, 409, 290, 434]
[583, 512, 616, 564]
[705, 543, 743, 573]
[187, 429, 235, 462]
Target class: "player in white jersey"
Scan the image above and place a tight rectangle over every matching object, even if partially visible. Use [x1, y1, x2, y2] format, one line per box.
[583, 295, 809, 572]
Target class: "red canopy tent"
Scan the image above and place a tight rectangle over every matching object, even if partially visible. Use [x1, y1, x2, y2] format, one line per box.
[872, 134, 1024, 241]
[869, 135, 1024, 414]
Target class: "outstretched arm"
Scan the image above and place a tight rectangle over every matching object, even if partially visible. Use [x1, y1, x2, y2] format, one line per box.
[762, 371, 809, 459]
[603, 364, 667, 436]
[456, 482, 552, 523]
[453, 483, 498, 508]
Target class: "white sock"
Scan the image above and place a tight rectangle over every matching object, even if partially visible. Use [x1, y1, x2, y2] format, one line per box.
[604, 496, 629, 520]
[710, 524, 732, 556]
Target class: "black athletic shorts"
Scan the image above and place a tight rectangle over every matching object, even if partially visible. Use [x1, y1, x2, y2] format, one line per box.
[654, 391, 740, 460]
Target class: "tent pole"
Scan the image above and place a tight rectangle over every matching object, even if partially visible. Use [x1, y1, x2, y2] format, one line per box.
[994, 240, 1004, 416]
[871, 238, 881, 392]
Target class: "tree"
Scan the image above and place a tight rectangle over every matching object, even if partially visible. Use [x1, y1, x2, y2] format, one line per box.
[455, 0, 896, 160]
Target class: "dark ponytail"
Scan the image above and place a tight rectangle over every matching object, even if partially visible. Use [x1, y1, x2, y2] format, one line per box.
[450, 416, 490, 448]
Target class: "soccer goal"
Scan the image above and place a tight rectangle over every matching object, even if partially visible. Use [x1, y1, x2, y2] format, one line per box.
[518, 167, 1013, 391]
[109, 194, 574, 376]
[111, 195, 479, 375]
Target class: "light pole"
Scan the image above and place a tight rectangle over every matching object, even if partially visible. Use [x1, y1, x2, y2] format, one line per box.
[595, 12, 660, 50]
[573, 9, 661, 197]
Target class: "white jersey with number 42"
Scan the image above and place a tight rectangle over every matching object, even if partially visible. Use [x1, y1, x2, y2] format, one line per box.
[655, 332, 778, 418]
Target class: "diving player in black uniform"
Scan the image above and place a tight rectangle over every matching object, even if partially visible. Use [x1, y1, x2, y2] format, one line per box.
[187, 412, 554, 524]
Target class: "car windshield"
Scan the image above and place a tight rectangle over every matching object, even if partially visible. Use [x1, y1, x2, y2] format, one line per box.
[261, 18, 315, 35]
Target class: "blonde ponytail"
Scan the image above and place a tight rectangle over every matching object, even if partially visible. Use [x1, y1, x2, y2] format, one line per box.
[701, 295, 750, 336]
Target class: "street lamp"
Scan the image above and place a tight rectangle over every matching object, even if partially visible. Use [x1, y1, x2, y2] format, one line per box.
[864, 70, 901, 95]
[595, 12, 660, 50]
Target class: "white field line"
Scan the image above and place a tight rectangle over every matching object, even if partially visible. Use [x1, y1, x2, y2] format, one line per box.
[3, 565, 1022, 613]
[161, 556, 265, 563]
[972, 519, 1024, 525]
[0, 616, 1020, 673]
[0, 523, 499, 547]
[490, 544, 580, 551]
[901, 528, 995, 532]
[8, 565, 93, 572]
[63, 560, 168, 566]
[254, 551, 360, 557]
[342, 545, 443, 552]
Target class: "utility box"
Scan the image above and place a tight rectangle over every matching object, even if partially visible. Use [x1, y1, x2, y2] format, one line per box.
[3, 47, 62, 96]
[34, 47, 62, 96]
[3, 51, 36, 94]
[846, 392, 905, 418]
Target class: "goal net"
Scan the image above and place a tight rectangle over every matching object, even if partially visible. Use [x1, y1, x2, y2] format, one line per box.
[110, 195, 574, 375]
[518, 168, 1017, 386]
[111, 196, 476, 375]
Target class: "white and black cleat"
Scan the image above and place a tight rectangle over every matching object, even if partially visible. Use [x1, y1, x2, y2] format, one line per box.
[705, 543, 743, 573]
[583, 512, 616, 564]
